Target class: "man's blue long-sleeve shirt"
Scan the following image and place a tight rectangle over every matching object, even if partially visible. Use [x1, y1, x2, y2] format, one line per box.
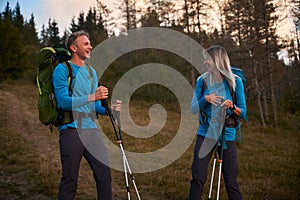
[52, 62, 106, 131]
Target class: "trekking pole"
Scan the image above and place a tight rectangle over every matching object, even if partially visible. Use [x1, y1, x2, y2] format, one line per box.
[112, 110, 134, 200]
[101, 99, 141, 200]
[208, 146, 218, 200]
[216, 108, 227, 200]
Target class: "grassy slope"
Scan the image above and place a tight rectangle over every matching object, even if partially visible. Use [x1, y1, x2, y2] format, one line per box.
[0, 82, 299, 199]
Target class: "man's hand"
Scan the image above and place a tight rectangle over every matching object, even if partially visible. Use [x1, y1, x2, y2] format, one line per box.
[88, 85, 108, 102]
[112, 99, 122, 112]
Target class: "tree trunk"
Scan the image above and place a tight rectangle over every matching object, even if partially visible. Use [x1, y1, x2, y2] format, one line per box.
[260, 64, 269, 122]
[263, 0, 278, 128]
[184, 0, 195, 88]
[184, 0, 190, 34]
[253, 58, 267, 127]
[196, 0, 201, 42]
[297, 33, 300, 64]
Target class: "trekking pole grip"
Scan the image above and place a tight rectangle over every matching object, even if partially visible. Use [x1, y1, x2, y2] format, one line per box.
[101, 99, 113, 116]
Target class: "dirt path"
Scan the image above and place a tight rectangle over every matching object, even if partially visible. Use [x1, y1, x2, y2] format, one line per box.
[0, 83, 98, 199]
[0, 83, 60, 197]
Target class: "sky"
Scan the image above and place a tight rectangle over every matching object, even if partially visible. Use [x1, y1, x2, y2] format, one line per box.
[0, 0, 119, 34]
[0, 0, 296, 39]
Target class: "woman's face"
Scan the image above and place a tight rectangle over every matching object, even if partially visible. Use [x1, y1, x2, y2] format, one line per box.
[204, 56, 217, 73]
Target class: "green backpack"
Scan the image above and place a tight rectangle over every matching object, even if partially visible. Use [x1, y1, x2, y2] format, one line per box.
[36, 47, 73, 130]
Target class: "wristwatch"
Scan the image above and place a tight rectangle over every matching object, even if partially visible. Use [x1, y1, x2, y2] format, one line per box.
[230, 104, 236, 111]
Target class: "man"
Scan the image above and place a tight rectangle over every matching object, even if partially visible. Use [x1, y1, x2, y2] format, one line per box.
[53, 30, 118, 199]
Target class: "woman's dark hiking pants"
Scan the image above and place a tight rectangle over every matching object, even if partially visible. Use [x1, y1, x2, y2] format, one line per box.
[189, 135, 242, 200]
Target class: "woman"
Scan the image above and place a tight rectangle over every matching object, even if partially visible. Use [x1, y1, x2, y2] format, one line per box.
[188, 46, 246, 200]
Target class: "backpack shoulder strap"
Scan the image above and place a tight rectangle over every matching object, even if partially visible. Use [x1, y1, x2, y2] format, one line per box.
[86, 64, 95, 93]
[230, 86, 236, 104]
[63, 61, 73, 95]
[86, 64, 93, 80]
[200, 77, 207, 96]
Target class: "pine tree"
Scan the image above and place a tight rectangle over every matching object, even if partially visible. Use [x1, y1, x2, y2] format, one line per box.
[61, 30, 69, 48]
[24, 14, 39, 46]
[3, 2, 12, 22]
[223, 0, 280, 127]
[140, 7, 161, 27]
[23, 14, 40, 69]
[70, 17, 80, 32]
[12, 2, 24, 32]
[40, 24, 49, 47]
[121, 0, 137, 30]
[77, 12, 85, 30]
[47, 18, 62, 47]
[0, 2, 29, 82]
[69, 7, 108, 45]
[291, 3, 300, 64]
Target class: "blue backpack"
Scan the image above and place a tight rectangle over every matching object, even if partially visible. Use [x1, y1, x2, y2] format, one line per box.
[230, 66, 248, 143]
[201, 66, 247, 143]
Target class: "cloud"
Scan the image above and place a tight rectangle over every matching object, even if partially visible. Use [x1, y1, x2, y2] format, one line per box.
[38, 0, 98, 32]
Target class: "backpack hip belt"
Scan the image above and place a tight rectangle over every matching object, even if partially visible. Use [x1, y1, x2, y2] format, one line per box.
[73, 111, 97, 119]
[73, 111, 98, 129]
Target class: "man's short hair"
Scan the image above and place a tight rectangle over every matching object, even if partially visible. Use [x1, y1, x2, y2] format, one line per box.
[65, 30, 90, 50]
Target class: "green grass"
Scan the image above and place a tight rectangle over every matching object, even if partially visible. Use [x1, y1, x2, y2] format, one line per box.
[0, 82, 299, 199]
[237, 122, 299, 200]
[0, 129, 53, 199]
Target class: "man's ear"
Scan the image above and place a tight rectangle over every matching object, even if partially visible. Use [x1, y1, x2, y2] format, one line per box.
[70, 44, 77, 53]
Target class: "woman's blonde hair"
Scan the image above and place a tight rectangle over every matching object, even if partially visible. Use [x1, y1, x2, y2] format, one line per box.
[205, 45, 236, 91]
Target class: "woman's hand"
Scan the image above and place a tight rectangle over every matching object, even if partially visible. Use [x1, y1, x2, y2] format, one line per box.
[205, 92, 224, 106]
[221, 99, 234, 109]
[221, 99, 241, 116]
